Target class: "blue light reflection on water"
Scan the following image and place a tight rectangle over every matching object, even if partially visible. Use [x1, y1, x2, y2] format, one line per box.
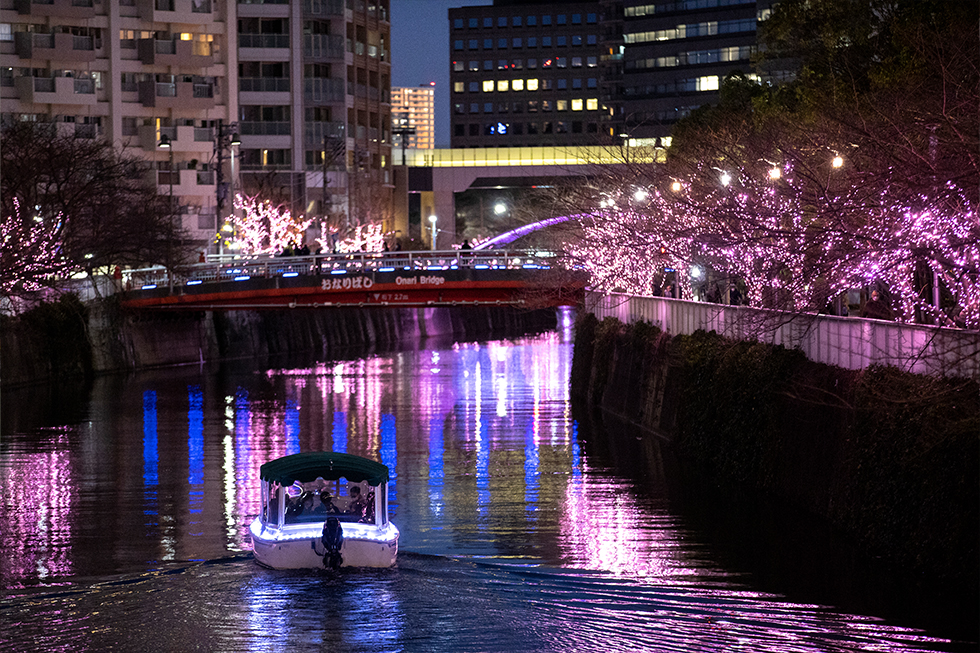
[188, 386, 204, 521]
[142, 390, 158, 520]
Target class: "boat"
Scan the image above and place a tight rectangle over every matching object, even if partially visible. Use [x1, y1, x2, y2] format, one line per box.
[249, 451, 399, 569]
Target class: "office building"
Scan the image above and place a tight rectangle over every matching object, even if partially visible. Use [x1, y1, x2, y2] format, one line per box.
[447, 0, 776, 148]
[448, 1, 606, 148]
[607, 0, 777, 143]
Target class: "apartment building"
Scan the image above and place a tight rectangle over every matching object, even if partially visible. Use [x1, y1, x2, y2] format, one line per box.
[1, 0, 393, 251]
[392, 83, 433, 150]
[0, 0, 236, 246]
[236, 0, 392, 231]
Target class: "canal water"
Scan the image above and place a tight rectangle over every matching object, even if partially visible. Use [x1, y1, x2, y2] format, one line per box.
[0, 317, 974, 652]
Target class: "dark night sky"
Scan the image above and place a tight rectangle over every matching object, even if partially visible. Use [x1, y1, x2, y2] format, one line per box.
[390, 0, 488, 147]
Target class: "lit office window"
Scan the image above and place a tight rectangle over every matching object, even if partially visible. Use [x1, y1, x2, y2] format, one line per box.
[512, 79, 524, 91]
[526, 78, 538, 91]
[571, 99, 583, 111]
[454, 82, 464, 92]
[482, 80, 494, 92]
[556, 99, 568, 111]
[497, 80, 509, 92]
[586, 98, 598, 111]
[697, 75, 719, 91]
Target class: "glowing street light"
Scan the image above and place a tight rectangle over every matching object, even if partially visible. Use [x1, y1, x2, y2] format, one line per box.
[670, 180, 683, 192]
[720, 171, 732, 187]
[428, 214, 437, 250]
[493, 201, 507, 215]
[832, 155, 844, 168]
[768, 166, 782, 180]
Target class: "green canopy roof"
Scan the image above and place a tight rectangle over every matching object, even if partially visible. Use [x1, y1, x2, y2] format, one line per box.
[259, 452, 390, 487]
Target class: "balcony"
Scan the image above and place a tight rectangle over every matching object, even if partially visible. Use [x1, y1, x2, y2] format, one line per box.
[239, 121, 291, 136]
[136, 0, 213, 25]
[301, 0, 344, 16]
[14, 0, 95, 18]
[303, 121, 345, 147]
[239, 77, 291, 93]
[15, 75, 96, 105]
[154, 168, 216, 197]
[138, 124, 215, 152]
[302, 33, 345, 60]
[137, 38, 212, 67]
[303, 76, 345, 104]
[238, 33, 290, 49]
[138, 80, 216, 109]
[14, 32, 96, 62]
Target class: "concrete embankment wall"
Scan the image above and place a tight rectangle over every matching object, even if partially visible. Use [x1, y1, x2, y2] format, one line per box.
[0, 295, 557, 387]
[571, 313, 979, 594]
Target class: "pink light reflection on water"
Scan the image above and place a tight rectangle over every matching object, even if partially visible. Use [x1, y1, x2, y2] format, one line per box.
[0, 435, 75, 584]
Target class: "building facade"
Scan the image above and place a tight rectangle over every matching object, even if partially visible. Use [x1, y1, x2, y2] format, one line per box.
[392, 83, 434, 150]
[448, 1, 607, 149]
[1, 0, 394, 253]
[0, 0, 236, 246]
[447, 0, 775, 148]
[236, 0, 393, 237]
[608, 0, 775, 143]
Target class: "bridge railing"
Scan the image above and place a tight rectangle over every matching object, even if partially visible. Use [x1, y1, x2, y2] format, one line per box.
[123, 249, 556, 290]
[585, 290, 979, 381]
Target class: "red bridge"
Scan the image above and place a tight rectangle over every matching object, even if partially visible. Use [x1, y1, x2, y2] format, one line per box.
[119, 250, 586, 311]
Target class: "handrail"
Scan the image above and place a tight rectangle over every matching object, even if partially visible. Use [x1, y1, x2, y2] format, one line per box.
[125, 249, 556, 289]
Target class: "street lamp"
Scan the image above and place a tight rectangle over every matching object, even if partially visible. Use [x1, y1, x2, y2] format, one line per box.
[493, 201, 507, 216]
[428, 214, 437, 251]
[158, 134, 175, 292]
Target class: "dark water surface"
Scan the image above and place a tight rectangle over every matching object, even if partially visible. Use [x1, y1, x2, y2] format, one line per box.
[1, 322, 974, 652]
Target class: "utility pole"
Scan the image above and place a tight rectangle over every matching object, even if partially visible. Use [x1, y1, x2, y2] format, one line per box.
[214, 119, 240, 256]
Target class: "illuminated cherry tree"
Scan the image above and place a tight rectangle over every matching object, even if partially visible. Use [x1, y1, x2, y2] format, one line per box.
[318, 223, 387, 254]
[232, 194, 315, 256]
[1, 198, 75, 302]
[558, 153, 979, 329]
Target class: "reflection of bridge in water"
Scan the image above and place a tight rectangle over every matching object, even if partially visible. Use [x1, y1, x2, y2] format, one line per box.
[120, 249, 585, 311]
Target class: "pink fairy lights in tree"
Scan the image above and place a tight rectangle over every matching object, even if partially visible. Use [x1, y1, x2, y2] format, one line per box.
[1, 198, 74, 299]
[565, 160, 979, 328]
[232, 194, 314, 256]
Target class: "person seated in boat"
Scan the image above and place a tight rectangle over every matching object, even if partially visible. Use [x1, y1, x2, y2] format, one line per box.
[346, 485, 367, 519]
[361, 491, 375, 523]
[285, 495, 303, 522]
[314, 488, 339, 515]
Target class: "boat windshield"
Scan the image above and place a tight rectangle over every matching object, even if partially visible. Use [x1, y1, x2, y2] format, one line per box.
[265, 478, 381, 526]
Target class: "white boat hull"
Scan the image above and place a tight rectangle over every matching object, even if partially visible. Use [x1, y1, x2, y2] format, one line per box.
[250, 518, 398, 569]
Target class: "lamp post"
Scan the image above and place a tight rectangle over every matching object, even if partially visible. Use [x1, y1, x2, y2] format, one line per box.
[215, 119, 240, 257]
[428, 214, 437, 251]
[158, 134, 175, 292]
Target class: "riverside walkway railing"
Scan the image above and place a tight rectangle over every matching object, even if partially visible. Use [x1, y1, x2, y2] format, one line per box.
[584, 290, 979, 381]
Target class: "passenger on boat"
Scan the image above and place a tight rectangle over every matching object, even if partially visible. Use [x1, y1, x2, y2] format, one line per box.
[362, 491, 376, 523]
[314, 489, 339, 515]
[347, 485, 367, 519]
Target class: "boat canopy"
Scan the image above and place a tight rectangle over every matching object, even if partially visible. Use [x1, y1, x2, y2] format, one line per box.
[259, 452, 390, 487]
